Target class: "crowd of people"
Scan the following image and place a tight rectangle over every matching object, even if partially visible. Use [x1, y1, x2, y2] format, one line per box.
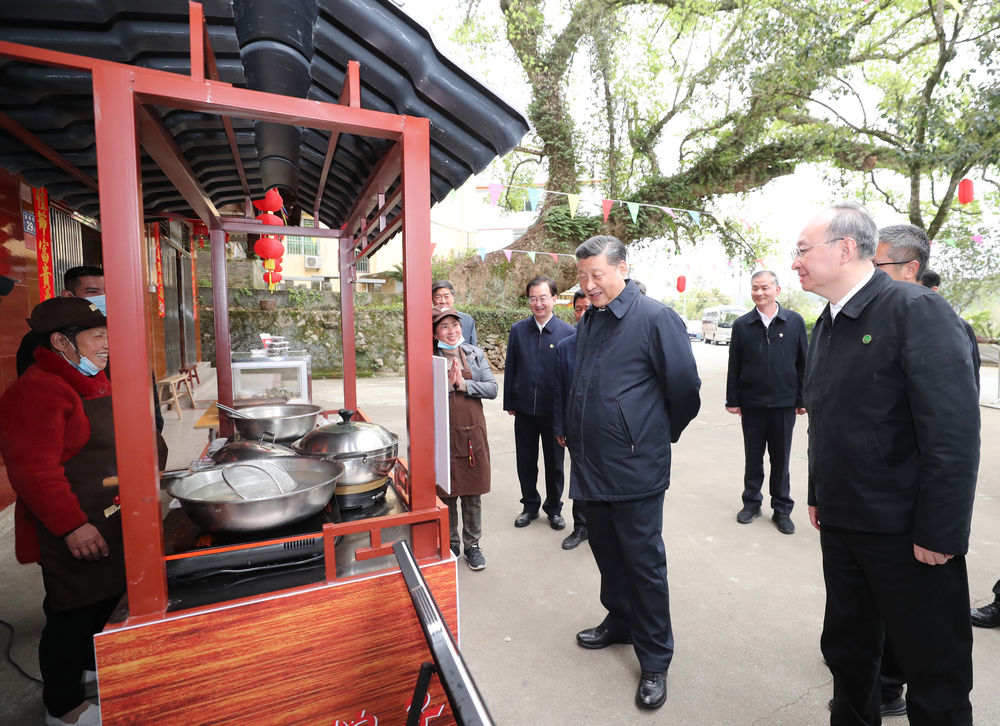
[1, 200, 994, 724]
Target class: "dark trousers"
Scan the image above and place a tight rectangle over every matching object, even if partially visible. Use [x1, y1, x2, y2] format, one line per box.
[514, 413, 564, 516]
[820, 527, 972, 726]
[993, 578, 1000, 599]
[586, 492, 672, 672]
[740, 406, 795, 515]
[40, 593, 122, 718]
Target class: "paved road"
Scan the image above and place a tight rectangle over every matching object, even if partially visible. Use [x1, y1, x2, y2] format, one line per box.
[2, 342, 997, 724]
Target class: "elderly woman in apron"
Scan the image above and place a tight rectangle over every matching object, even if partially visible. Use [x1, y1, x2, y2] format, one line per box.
[432, 305, 497, 571]
[0, 297, 122, 726]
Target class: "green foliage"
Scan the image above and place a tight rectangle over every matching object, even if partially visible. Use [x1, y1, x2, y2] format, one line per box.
[965, 311, 998, 342]
[286, 287, 324, 307]
[542, 206, 602, 250]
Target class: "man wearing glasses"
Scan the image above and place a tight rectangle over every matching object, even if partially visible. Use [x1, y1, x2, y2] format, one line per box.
[503, 275, 575, 530]
[795, 202, 979, 725]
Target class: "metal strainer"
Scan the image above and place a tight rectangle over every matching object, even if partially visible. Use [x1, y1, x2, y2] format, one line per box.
[220, 461, 297, 500]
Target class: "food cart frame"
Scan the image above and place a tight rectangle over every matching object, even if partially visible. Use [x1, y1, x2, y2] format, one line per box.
[0, 3, 461, 721]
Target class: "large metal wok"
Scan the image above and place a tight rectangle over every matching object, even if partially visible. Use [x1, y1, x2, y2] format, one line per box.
[221, 403, 322, 442]
[292, 409, 398, 486]
[166, 457, 344, 532]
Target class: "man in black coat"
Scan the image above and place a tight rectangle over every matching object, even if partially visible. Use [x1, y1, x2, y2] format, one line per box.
[567, 236, 701, 711]
[797, 202, 980, 725]
[725, 270, 807, 534]
[503, 275, 576, 529]
[431, 280, 477, 345]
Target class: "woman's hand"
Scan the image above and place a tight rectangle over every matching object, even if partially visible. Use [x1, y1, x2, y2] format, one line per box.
[65, 522, 109, 560]
[448, 358, 465, 390]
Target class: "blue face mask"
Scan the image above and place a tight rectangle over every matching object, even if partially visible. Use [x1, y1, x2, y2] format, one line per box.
[60, 342, 102, 377]
[437, 335, 465, 351]
[86, 294, 107, 316]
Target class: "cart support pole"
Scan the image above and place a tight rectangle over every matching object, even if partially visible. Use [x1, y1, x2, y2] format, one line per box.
[92, 64, 168, 619]
[211, 226, 234, 438]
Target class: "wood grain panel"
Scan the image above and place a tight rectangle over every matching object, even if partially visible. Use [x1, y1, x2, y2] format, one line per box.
[95, 559, 460, 725]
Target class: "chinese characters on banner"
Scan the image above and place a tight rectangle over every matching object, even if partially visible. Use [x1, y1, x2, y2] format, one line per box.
[153, 223, 165, 318]
[32, 187, 55, 300]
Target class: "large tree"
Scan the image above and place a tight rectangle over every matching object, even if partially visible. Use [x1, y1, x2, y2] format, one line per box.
[438, 0, 1000, 304]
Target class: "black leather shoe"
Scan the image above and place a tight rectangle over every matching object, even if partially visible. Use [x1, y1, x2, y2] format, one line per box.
[635, 670, 666, 710]
[827, 697, 907, 717]
[514, 511, 539, 528]
[548, 513, 566, 530]
[736, 506, 761, 524]
[772, 512, 795, 535]
[576, 624, 632, 650]
[971, 601, 1000, 628]
[561, 526, 588, 550]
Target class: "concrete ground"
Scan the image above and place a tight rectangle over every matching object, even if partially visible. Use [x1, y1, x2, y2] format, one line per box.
[2, 342, 999, 724]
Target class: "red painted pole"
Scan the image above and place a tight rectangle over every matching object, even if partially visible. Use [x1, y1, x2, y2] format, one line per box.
[399, 116, 437, 559]
[339, 235, 358, 412]
[92, 64, 168, 619]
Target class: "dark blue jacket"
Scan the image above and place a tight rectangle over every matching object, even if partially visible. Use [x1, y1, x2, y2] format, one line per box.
[804, 270, 980, 554]
[566, 281, 701, 501]
[458, 311, 478, 346]
[725, 303, 807, 409]
[502, 314, 575, 415]
[552, 331, 577, 438]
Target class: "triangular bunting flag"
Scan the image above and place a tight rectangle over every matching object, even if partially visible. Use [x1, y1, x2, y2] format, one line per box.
[972, 235, 984, 245]
[549, 253, 559, 262]
[526, 251, 536, 263]
[504, 249, 512, 262]
[488, 183, 502, 206]
[661, 206, 677, 219]
[946, 238, 957, 247]
[687, 210, 701, 226]
[738, 217, 752, 231]
[627, 202, 640, 224]
[568, 194, 580, 217]
[527, 188, 541, 211]
[602, 199, 614, 222]
[477, 247, 487, 261]
[430, 243, 437, 256]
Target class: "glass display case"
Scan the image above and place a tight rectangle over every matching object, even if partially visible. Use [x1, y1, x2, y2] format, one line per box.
[231, 354, 312, 403]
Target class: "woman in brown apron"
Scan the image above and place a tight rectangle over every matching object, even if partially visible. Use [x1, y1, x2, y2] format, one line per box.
[432, 305, 497, 571]
[0, 297, 122, 726]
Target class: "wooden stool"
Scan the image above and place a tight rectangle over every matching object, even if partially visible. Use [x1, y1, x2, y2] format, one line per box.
[179, 364, 200, 386]
[157, 373, 196, 420]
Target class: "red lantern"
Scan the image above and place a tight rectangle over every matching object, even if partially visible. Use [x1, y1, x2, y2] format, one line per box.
[253, 188, 284, 212]
[958, 179, 973, 205]
[254, 236, 284, 260]
[273, 262, 283, 273]
[676, 275, 687, 293]
[263, 271, 282, 284]
[257, 212, 283, 227]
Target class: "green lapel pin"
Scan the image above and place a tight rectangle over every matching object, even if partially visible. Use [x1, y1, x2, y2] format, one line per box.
[862, 334, 872, 344]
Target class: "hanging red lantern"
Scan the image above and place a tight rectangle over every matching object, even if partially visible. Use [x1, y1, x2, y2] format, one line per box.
[263, 271, 282, 284]
[273, 262, 283, 273]
[254, 236, 284, 260]
[257, 212, 283, 227]
[958, 179, 974, 205]
[676, 275, 687, 293]
[253, 188, 284, 212]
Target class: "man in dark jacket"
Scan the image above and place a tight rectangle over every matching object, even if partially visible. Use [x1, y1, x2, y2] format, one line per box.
[725, 270, 807, 534]
[503, 275, 575, 529]
[432, 280, 477, 345]
[567, 236, 701, 711]
[796, 202, 979, 725]
[553, 290, 591, 550]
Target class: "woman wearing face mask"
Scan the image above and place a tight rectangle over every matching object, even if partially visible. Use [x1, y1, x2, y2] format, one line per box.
[0, 296, 120, 726]
[432, 305, 497, 571]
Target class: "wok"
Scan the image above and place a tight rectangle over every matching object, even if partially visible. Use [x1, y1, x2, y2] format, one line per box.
[222, 403, 322, 442]
[166, 457, 344, 532]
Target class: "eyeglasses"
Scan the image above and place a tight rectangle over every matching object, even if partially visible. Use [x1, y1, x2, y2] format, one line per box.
[874, 260, 915, 267]
[790, 237, 846, 261]
[528, 296, 552, 305]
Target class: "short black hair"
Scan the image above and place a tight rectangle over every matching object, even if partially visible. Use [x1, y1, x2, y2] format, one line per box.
[64, 265, 104, 291]
[878, 224, 930, 280]
[431, 280, 454, 294]
[525, 275, 557, 297]
[572, 290, 588, 303]
[575, 235, 626, 265]
[920, 269, 941, 289]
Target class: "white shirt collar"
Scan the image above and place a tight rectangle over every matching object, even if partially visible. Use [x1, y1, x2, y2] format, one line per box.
[534, 313, 553, 332]
[830, 268, 875, 321]
[757, 302, 779, 327]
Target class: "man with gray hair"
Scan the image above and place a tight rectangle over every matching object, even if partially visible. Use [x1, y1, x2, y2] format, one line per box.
[796, 202, 980, 724]
[567, 235, 701, 710]
[725, 270, 807, 534]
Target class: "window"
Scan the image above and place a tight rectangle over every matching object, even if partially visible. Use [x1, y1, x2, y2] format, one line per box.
[285, 217, 319, 256]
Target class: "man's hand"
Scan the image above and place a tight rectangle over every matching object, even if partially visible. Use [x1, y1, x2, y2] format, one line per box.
[556, 435, 566, 447]
[913, 544, 953, 566]
[725, 406, 741, 416]
[506, 410, 515, 416]
[796, 407, 807, 415]
[808, 505, 820, 531]
[65, 522, 109, 561]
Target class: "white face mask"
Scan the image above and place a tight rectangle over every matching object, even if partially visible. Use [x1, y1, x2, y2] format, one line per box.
[61, 347, 101, 376]
[437, 335, 465, 350]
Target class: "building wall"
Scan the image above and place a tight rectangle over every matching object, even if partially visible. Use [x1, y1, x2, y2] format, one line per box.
[0, 169, 39, 509]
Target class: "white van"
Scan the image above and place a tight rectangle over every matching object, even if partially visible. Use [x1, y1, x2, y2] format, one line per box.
[701, 305, 745, 345]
